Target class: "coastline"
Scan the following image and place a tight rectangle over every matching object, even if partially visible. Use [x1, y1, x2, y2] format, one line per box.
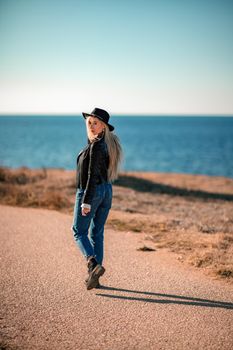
[0, 166, 232, 283]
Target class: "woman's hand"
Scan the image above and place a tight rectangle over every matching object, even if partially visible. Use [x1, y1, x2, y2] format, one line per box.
[81, 207, 91, 216]
[81, 203, 91, 216]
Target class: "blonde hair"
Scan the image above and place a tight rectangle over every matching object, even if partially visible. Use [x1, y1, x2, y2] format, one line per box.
[86, 118, 122, 182]
[104, 125, 123, 181]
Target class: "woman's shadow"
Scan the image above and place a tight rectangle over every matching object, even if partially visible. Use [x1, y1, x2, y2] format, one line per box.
[96, 286, 233, 310]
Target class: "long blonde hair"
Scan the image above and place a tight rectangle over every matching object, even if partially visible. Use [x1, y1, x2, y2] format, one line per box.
[86, 119, 123, 182]
[104, 125, 123, 181]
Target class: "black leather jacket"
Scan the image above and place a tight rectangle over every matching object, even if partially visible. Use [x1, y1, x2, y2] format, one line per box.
[76, 135, 109, 205]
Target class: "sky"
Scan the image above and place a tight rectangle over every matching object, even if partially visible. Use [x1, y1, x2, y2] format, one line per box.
[0, 0, 233, 115]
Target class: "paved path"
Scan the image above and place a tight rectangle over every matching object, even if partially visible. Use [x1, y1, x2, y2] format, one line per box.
[1, 205, 233, 350]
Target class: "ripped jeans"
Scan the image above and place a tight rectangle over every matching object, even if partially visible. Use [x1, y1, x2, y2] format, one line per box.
[72, 182, 112, 265]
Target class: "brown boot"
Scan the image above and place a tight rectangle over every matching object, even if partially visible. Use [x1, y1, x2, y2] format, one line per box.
[85, 256, 97, 282]
[86, 257, 105, 290]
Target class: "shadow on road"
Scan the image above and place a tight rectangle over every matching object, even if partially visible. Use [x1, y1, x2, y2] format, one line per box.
[96, 286, 233, 310]
[115, 175, 233, 202]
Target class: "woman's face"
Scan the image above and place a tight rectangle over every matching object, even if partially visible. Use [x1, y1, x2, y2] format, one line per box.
[86, 116, 105, 137]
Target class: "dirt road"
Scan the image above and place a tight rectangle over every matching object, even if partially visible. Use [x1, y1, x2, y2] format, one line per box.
[1, 205, 233, 350]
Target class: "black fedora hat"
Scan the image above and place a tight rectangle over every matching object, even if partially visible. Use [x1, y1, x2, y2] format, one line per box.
[82, 107, 114, 131]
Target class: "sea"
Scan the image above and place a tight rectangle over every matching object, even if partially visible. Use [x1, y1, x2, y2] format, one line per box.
[0, 115, 233, 178]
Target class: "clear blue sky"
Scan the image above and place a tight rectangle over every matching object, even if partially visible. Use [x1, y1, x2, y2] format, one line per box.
[0, 0, 233, 115]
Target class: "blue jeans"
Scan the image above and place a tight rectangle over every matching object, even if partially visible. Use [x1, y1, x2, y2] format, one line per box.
[72, 182, 112, 265]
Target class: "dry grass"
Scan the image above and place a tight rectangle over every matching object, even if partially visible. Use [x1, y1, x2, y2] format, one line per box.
[0, 167, 74, 211]
[107, 209, 233, 281]
[1, 166, 233, 283]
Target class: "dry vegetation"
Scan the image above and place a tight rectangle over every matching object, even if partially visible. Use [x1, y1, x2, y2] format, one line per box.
[0, 166, 233, 283]
[0, 166, 73, 211]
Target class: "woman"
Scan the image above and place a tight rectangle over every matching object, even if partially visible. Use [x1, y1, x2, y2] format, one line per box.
[72, 108, 122, 290]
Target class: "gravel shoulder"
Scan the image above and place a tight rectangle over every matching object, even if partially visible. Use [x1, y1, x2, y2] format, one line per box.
[1, 204, 233, 350]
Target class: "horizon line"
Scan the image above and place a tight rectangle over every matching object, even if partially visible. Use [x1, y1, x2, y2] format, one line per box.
[1, 113, 233, 117]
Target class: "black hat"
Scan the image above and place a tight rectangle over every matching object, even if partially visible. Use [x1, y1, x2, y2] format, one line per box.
[82, 107, 114, 131]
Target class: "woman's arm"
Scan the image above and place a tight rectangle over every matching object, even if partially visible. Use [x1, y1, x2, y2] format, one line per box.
[82, 141, 101, 206]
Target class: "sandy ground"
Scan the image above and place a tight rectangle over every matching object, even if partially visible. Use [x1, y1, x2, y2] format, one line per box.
[1, 204, 233, 350]
[1, 167, 233, 281]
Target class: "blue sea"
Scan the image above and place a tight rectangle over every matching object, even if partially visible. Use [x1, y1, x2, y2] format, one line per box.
[0, 115, 233, 178]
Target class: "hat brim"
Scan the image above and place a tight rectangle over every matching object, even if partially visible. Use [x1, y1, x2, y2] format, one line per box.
[82, 112, 114, 131]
